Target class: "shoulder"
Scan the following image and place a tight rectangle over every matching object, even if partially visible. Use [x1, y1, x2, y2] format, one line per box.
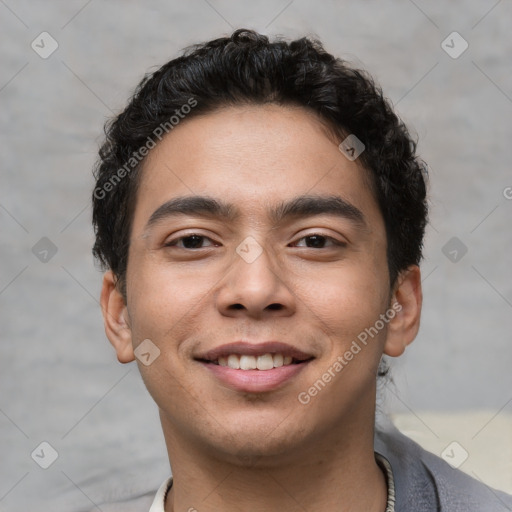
[375, 417, 512, 511]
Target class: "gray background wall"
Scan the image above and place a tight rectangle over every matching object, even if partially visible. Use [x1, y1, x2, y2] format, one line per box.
[1, 1, 511, 510]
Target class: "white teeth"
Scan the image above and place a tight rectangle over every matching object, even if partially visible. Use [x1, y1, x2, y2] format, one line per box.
[256, 353, 274, 370]
[239, 355, 257, 370]
[273, 354, 284, 368]
[227, 354, 240, 369]
[217, 353, 296, 370]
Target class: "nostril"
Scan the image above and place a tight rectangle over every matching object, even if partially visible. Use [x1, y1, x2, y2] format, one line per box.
[267, 303, 283, 310]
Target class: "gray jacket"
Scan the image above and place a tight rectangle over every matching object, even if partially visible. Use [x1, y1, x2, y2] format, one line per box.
[374, 420, 512, 511]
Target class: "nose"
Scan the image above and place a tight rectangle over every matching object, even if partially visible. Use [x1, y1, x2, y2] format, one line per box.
[215, 242, 296, 319]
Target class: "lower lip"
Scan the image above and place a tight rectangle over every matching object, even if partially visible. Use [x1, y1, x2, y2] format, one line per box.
[200, 361, 310, 393]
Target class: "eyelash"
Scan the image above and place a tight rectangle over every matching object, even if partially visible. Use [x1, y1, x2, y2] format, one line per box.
[164, 234, 217, 249]
[164, 233, 345, 249]
[293, 234, 345, 248]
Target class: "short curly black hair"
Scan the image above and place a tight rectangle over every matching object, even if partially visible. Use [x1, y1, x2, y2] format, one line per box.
[92, 28, 428, 297]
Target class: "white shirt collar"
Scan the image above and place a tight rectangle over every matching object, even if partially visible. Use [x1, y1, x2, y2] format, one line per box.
[149, 476, 172, 512]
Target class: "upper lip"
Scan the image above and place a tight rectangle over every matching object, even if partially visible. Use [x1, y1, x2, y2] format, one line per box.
[196, 341, 315, 362]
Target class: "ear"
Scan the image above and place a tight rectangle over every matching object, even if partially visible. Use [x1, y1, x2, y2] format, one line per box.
[100, 270, 135, 363]
[383, 265, 422, 357]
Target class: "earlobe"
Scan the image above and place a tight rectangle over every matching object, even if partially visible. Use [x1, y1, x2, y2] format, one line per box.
[100, 271, 135, 363]
[383, 265, 422, 357]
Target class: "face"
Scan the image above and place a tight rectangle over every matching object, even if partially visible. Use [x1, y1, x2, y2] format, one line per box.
[102, 104, 421, 465]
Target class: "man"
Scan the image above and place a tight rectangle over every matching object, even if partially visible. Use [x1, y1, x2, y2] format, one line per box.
[92, 29, 512, 511]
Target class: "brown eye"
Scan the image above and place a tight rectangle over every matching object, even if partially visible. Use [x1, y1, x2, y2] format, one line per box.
[293, 234, 344, 248]
[165, 235, 215, 249]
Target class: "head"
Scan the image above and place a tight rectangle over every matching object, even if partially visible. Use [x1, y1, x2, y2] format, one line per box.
[93, 29, 426, 463]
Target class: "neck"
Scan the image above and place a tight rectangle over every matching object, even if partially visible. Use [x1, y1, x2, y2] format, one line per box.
[161, 410, 387, 512]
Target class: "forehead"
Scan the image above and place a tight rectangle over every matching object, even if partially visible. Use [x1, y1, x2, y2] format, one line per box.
[130, 104, 382, 232]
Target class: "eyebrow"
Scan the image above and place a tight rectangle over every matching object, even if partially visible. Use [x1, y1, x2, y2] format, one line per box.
[143, 194, 366, 234]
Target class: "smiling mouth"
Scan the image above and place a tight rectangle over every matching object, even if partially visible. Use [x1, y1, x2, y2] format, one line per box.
[198, 353, 313, 370]
[196, 342, 315, 392]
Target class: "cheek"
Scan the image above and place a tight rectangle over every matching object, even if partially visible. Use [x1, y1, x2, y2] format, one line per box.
[125, 259, 229, 403]
[127, 259, 220, 339]
[291, 258, 389, 337]
[125, 264, 205, 412]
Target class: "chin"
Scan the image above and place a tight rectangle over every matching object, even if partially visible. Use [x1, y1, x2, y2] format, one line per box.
[202, 412, 314, 467]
